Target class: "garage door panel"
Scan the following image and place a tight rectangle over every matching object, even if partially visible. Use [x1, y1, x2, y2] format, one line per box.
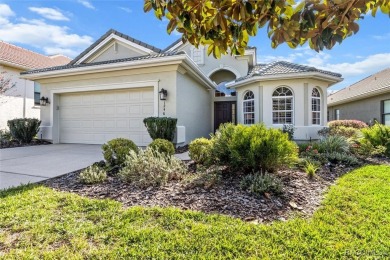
[59, 88, 154, 146]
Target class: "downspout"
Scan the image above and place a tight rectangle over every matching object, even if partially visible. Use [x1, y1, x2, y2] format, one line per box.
[23, 79, 26, 118]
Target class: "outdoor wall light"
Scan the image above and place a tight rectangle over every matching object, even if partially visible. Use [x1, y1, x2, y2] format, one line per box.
[159, 88, 168, 100]
[40, 96, 50, 106]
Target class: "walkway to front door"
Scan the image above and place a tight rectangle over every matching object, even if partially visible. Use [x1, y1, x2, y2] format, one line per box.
[214, 101, 237, 131]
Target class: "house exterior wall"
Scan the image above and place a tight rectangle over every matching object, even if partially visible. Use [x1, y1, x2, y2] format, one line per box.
[178, 44, 248, 79]
[88, 41, 149, 63]
[0, 65, 40, 129]
[176, 70, 213, 143]
[37, 66, 178, 143]
[328, 92, 390, 124]
[235, 78, 329, 140]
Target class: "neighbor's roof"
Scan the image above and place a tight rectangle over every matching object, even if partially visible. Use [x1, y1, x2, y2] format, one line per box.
[328, 67, 390, 106]
[69, 29, 163, 65]
[236, 61, 342, 82]
[0, 41, 71, 70]
[21, 52, 182, 75]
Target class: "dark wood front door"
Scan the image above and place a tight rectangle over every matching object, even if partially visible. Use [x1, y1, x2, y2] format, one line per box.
[214, 101, 236, 131]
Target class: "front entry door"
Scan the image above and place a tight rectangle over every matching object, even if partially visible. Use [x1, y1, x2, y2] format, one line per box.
[214, 101, 236, 131]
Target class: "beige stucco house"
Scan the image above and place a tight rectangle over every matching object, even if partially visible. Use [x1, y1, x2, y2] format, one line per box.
[21, 29, 342, 146]
[328, 68, 390, 125]
[0, 41, 70, 129]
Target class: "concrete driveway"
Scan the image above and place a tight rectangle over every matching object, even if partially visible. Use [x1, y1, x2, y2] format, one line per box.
[0, 144, 103, 190]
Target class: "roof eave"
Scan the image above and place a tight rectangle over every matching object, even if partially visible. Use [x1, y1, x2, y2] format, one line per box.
[328, 85, 390, 106]
[0, 60, 32, 71]
[226, 72, 343, 88]
[20, 55, 187, 80]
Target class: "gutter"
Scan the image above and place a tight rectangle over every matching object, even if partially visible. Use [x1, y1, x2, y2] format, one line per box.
[226, 72, 343, 88]
[20, 54, 216, 90]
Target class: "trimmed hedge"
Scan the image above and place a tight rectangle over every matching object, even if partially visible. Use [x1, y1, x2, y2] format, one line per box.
[143, 117, 177, 142]
[148, 138, 175, 156]
[328, 120, 368, 129]
[7, 118, 40, 143]
[102, 138, 138, 167]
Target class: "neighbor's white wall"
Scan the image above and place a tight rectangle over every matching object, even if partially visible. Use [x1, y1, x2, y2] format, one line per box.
[88, 41, 150, 63]
[236, 78, 329, 140]
[179, 43, 248, 79]
[176, 70, 212, 144]
[0, 65, 40, 130]
[37, 66, 178, 142]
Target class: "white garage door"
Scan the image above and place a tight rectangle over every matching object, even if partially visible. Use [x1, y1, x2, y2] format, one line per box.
[59, 87, 154, 146]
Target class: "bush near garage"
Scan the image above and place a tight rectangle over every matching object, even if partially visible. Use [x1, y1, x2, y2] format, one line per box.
[188, 138, 212, 165]
[148, 138, 175, 156]
[7, 118, 40, 143]
[79, 165, 107, 184]
[143, 117, 177, 142]
[102, 138, 138, 167]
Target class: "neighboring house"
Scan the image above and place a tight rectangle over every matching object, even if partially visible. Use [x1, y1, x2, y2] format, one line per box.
[328, 68, 390, 125]
[0, 41, 71, 129]
[21, 29, 342, 146]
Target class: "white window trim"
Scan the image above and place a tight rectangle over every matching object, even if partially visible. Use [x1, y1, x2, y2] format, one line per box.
[191, 46, 204, 65]
[272, 87, 294, 125]
[311, 88, 321, 125]
[243, 91, 255, 125]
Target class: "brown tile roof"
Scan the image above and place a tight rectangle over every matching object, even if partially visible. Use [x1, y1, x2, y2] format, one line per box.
[328, 68, 390, 106]
[0, 41, 71, 70]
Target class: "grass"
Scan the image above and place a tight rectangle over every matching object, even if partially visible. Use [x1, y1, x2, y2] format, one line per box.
[1, 165, 390, 259]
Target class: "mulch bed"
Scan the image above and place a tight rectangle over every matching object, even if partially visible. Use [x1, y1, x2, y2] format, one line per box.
[42, 157, 389, 223]
[0, 139, 52, 149]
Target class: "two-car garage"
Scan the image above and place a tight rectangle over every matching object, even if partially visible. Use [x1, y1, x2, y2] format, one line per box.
[58, 87, 154, 146]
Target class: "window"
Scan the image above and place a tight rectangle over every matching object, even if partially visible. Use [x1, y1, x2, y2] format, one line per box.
[382, 100, 390, 125]
[311, 88, 321, 125]
[34, 82, 41, 105]
[191, 46, 204, 65]
[243, 91, 255, 125]
[272, 87, 293, 124]
[335, 109, 340, 120]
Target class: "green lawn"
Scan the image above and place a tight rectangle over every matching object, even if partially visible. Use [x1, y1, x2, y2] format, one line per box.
[1, 165, 390, 259]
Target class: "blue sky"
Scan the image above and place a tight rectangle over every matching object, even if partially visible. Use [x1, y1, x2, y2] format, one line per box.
[0, 0, 389, 91]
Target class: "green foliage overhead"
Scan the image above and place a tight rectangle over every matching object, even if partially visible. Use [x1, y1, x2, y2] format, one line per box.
[144, 0, 390, 57]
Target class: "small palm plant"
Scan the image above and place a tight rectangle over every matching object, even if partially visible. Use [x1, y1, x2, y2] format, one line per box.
[303, 160, 320, 179]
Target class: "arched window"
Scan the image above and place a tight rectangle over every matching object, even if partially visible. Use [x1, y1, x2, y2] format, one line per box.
[312, 88, 321, 125]
[272, 87, 293, 124]
[243, 91, 255, 125]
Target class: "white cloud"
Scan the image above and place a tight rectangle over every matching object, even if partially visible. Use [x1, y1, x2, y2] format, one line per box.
[119, 7, 132, 13]
[373, 33, 390, 40]
[313, 53, 390, 77]
[29, 7, 69, 21]
[0, 4, 15, 24]
[78, 0, 95, 10]
[0, 4, 93, 57]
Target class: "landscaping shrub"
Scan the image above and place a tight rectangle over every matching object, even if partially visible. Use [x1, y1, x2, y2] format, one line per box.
[7, 118, 40, 143]
[329, 126, 361, 139]
[240, 172, 283, 196]
[79, 165, 107, 184]
[210, 123, 236, 165]
[324, 152, 359, 166]
[102, 138, 138, 167]
[143, 117, 177, 142]
[228, 124, 298, 172]
[361, 124, 390, 156]
[188, 138, 212, 165]
[303, 160, 320, 179]
[328, 120, 368, 129]
[211, 123, 298, 172]
[119, 148, 187, 188]
[317, 127, 330, 138]
[282, 124, 295, 140]
[0, 129, 12, 141]
[317, 135, 350, 154]
[148, 138, 175, 156]
[352, 138, 387, 157]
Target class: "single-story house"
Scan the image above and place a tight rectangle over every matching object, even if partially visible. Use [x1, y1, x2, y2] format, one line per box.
[328, 68, 390, 125]
[21, 29, 342, 146]
[0, 41, 70, 129]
